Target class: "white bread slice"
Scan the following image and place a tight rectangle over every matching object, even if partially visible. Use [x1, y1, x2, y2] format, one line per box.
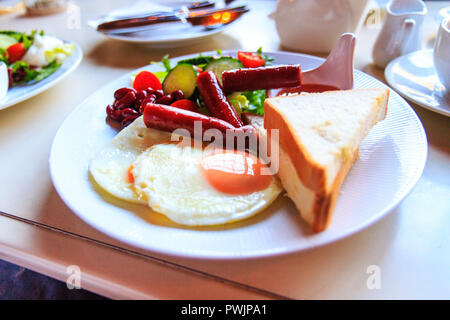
[264, 89, 389, 232]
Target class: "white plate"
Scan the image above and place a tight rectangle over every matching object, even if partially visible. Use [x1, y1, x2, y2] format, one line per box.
[385, 49, 450, 117]
[102, 23, 234, 48]
[50, 51, 427, 259]
[90, 0, 239, 48]
[0, 41, 82, 111]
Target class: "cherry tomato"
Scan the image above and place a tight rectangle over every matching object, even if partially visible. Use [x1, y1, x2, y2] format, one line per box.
[237, 51, 265, 68]
[170, 99, 198, 112]
[133, 71, 162, 91]
[7, 43, 26, 63]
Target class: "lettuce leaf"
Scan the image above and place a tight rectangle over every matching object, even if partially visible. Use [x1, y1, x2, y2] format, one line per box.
[10, 60, 60, 84]
[150, 54, 171, 72]
[241, 90, 266, 115]
[228, 92, 247, 116]
[30, 60, 61, 82]
[228, 90, 266, 115]
[0, 30, 43, 50]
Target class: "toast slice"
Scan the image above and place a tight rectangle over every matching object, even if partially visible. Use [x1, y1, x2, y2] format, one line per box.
[264, 89, 389, 232]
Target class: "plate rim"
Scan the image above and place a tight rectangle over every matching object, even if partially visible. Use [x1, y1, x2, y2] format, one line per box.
[0, 40, 83, 111]
[49, 50, 428, 260]
[385, 49, 450, 117]
[101, 21, 234, 45]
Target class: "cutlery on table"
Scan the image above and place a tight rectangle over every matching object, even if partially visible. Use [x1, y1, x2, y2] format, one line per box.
[96, 4, 248, 34]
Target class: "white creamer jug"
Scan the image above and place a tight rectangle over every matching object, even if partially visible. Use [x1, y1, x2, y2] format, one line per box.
[372, 0, 427, 68]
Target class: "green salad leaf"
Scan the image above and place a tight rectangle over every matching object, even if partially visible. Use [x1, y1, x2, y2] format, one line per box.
[161, 54, 171, 72]
[0, 30, 43, 50]
[150, 54, 171, 73]
[241, 90, 266, 115]
[0, 48, 8, 64]
[9, 60, 61, 84]
[228, 90, 266, 115]
[31, 60, 61, 82]
[228, 92, 247, 116]
[256, 47, 274, 65]
[153, 71, 168, 82]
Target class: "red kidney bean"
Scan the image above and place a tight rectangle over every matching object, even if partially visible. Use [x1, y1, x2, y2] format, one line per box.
[121, 108, 139, 118]
[115, 91, 137, 109]
[171, 90, 184, 101]
[121, 115, 138, 127]
[134, 90, 147, 110]
[114, 87, 136, 100]
[110, 109, 123, 121]
[155, 94, 173, 105]
[139, 94, 157, 113]
[147, 94, 157, 103]
[106, 104, 115, 117]
[136, 90, 147, 101]
[146, 89, 164, 99]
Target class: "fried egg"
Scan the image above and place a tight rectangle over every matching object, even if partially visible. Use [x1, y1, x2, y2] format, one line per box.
[89, 117, 171, 204]
[131, 143, 282, 226]
[90, 116, 282, 226]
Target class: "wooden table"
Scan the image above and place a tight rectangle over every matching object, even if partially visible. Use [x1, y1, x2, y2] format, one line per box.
[0, 0, 449, 299]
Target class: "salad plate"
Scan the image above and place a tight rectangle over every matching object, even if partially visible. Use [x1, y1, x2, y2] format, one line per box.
[385, 49, 450, 117]
[0, 35, 82, 111]
[49, 50, 427, 259]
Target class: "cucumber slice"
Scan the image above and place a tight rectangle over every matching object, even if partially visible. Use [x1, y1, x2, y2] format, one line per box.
[204, 57, 243, 85]
[162, 63, 197, 99]
[0, 34, 18, 50]
[177, 56, 214, 66]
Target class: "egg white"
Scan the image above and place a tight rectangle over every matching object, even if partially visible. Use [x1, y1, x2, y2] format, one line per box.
[89, 116, 172, 203]
[131, 143, 283, 226]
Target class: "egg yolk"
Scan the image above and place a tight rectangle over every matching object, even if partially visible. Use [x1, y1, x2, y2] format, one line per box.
[127, 165, 134, 183]
[200, 150, 273, 195]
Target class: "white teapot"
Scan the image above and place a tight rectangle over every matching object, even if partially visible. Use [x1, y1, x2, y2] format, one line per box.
[270, 0, 370, 52]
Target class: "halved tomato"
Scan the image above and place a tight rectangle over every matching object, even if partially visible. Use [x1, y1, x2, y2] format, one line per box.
[133, 71, 162, 91]
[7, 43, 26, 63]
[237, 51, 265, 68]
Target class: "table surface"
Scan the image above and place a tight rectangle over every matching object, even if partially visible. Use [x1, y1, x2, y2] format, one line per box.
[0, 0, 449, 299]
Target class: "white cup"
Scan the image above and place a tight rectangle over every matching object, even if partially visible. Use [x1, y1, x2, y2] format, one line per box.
[269, 0, 370, 53]
[0, 62, 8, 101]
[433, 17, 450, 91]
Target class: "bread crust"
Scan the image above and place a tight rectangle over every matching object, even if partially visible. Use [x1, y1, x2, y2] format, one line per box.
[264, 101, 328, 193]
[264, 89, 389, 232]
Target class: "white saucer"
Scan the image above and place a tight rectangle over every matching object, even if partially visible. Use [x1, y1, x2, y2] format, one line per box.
[385, 49, 450, 117]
